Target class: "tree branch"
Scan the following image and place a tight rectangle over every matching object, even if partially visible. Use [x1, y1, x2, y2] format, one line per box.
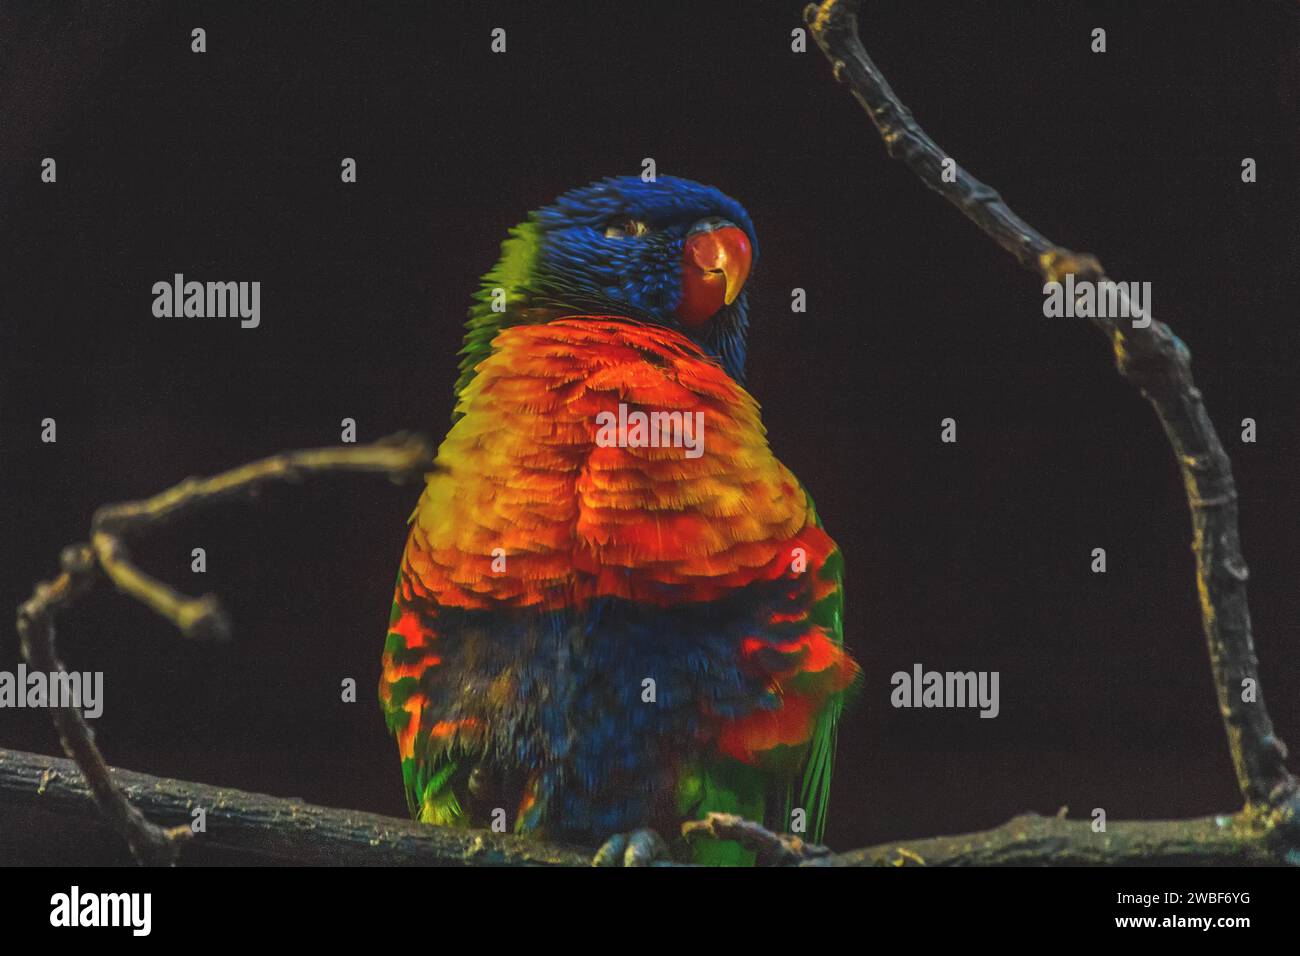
[15, 553, 193, 866]
[0, 746, 594, 866]
[14, 433, 436, 865]
[3, 748, 1293, 866]
[689, 808, 1291, 867]
[806, 0, 1299, 825]
[811, 810, 1291, 867]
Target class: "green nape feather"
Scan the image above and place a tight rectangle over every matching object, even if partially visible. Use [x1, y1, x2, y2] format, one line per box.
[452, 220, 544, 407]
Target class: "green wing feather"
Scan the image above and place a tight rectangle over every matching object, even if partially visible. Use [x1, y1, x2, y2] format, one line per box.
[789, 494, 851, 844]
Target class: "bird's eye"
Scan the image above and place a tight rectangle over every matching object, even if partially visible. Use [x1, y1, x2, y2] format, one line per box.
[603, 218, 649, 239]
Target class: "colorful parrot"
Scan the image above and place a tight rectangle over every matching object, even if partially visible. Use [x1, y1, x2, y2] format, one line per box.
[380, 175, 859, 865]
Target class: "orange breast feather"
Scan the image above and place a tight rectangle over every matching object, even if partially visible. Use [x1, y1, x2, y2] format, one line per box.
[401, 317, 816, 610]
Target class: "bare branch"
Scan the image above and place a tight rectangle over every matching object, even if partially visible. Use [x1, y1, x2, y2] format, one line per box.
[0, 747, 595, 866]
[805, 0, 1298, 822]
[4, 746, 1294, 866]
[16, 547, 193, 866]
[90, 431, 436, 640]
[14, 433, 437, 865]
[813, 810, 1291, 867]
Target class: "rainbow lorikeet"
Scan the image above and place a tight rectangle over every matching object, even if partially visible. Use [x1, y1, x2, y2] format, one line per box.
[380, 175, 859, 865]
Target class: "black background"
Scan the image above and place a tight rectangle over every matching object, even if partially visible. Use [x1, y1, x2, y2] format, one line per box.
[1, 0, 1297, 860]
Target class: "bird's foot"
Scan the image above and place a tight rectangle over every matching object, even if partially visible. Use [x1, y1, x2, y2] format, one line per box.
[592, 828, 670, 867]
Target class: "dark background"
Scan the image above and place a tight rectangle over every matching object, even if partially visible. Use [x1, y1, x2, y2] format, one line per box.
[1, 0, 1297, 859]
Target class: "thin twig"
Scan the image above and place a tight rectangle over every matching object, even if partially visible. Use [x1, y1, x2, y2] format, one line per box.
[90, 431, 436, 639]
[806, 0, 1298, 824]
[15, 433, 436, 865]
[16, 546, 193, 865]
[682, 813, 832, 865]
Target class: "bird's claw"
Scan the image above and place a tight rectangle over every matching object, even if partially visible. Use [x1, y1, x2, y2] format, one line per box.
[592, 828, 669, 867]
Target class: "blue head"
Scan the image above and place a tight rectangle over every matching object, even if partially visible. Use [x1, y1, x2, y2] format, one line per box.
[460, 176, 759, 392]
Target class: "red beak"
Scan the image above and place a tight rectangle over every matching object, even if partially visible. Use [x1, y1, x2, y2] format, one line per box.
[677, 222, 752, 327]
